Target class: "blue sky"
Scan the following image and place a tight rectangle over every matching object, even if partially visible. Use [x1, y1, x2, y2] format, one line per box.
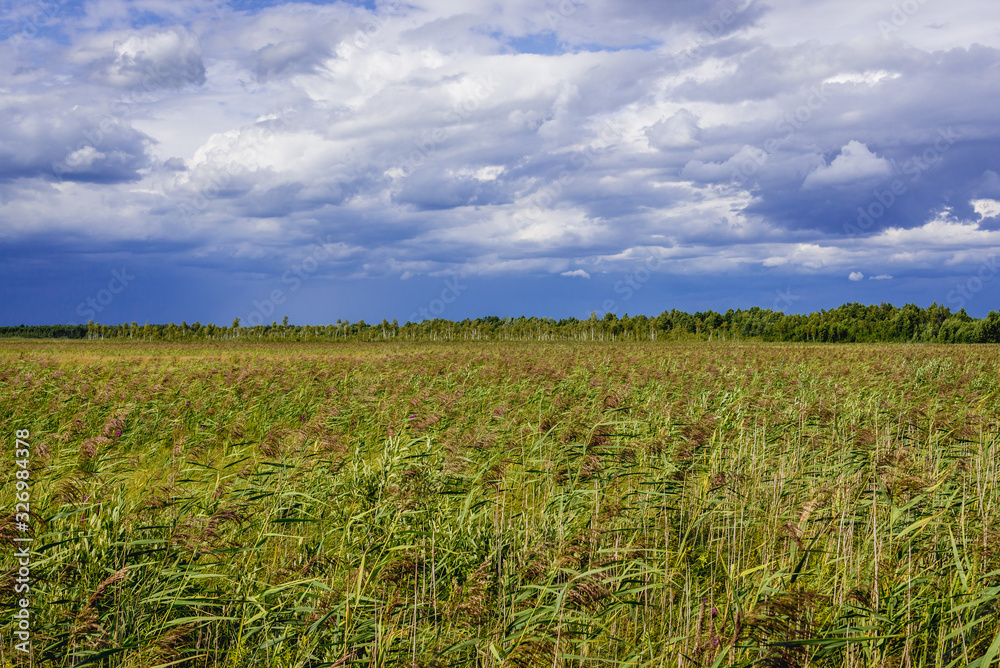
[2, 0, 1000, 326]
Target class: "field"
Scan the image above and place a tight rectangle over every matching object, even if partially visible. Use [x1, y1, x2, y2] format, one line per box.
[2, 340, 999, 667]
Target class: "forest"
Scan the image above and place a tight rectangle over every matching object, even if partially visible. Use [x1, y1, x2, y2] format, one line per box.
[4, 302, 1000, 343]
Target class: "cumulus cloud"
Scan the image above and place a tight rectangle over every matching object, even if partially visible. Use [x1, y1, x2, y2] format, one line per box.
[240, 5, 359, 81]
[849, 271, 864, 281]
[972, 196, 1000, 230]
[255, 41, 325, 80]
[646, 109, 702, 150]
[802, 141, 892, 188]
[561, 269, 591, 278]
[64, 146, 105, 170]
[80, 27, 206, 89]
[972, 198, 1000, 218]
[0, 103, 153, 183]
[682, 146, 768, 184]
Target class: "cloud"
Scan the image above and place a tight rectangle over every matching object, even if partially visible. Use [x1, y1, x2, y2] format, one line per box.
[0, 102, 154, 183]
[561, 269, 591, 278]
[646, 109, 702, 150]
[849, 271, 864, 281]
[869, 274, 893, 280]
[682, 146, 768, 183]
[81, 27, 207, 89]
[3, 0, 1000, 325]
[239, 5, 361, 81]
[64, 146, 105, 170]
[803, 141, 892, 188]
[254, 40, 323, 80]
[972, 198, 1000, 219]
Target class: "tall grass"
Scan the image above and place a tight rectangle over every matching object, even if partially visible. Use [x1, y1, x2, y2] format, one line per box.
[1, 341, 999, 666]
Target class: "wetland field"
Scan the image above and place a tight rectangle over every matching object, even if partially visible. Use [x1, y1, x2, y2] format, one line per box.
[2, 340, 999, 667]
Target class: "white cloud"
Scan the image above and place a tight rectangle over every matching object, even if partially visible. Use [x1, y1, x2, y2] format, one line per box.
[646, 109, 701, 150]
[822, 70, 900, 86]
[849, 271, 864, 281]
[972, 198, 1000, 219]
[561, 269, 591, 278]
[473, 165, 505, 182]
[64, 146, 106, 170]
[869, 274, 893, 280]
[761, 243, 843, 270]
[803, 141, 892, 188]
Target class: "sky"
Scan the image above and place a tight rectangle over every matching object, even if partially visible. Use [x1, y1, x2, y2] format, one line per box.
[1, 0, 1000, 326]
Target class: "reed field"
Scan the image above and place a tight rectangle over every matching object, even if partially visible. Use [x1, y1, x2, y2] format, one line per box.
[2, 340, 999, 667]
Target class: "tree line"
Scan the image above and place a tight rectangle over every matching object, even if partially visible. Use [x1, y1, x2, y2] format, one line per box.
[4, 302, 1000, 343]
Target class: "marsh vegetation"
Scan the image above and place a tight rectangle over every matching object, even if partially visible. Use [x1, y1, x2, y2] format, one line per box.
[2, 341, 999, 666]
